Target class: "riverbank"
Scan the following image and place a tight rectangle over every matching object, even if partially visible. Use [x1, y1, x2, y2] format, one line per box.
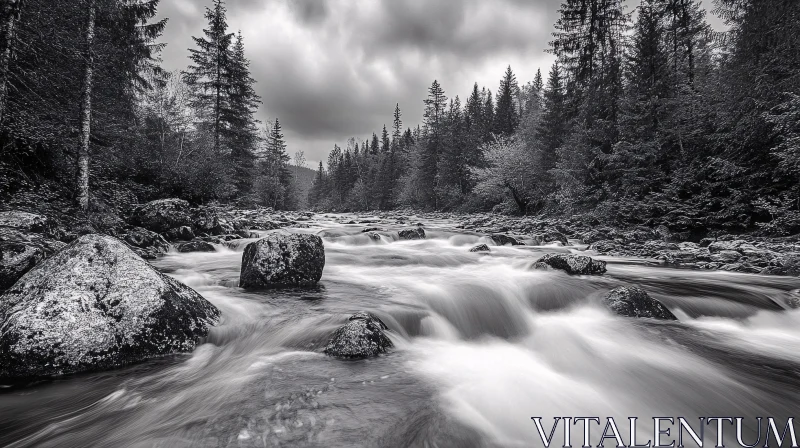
[2, 198, 800, 293]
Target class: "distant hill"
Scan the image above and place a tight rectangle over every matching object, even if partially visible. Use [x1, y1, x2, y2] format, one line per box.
[291, 165, 316, 209]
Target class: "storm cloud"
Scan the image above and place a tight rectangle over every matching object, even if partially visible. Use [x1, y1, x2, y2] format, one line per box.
[155, 0, 723, 165]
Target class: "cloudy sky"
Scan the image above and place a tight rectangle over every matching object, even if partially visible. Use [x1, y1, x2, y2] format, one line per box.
[156, 0, 725, 166]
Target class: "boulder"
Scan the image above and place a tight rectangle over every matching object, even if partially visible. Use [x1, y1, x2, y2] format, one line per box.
[164, 226, 195, 242]
[122, 226, 170, 260]
[190, 207, 237, 236]
[324, 312, 393, 359]
[603, 286, 677, 320]
[536, 231, 568, 245]
[0, 234, 220, 379]
[399, 228, 426, 240]
[469, 244, 490, 253]
[0, 228, 66, 291]
[532, 253, 607, 275]
[175, 240, 216, 253]
[490, 234, 522, 246]
[365, 232, 382, 241]
[239, 233, 325, 288]
[0, 211, 59, 237]
[130, 199, 192, 233]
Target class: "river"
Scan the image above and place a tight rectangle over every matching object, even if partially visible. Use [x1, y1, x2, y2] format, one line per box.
[2, 214, 800, 447]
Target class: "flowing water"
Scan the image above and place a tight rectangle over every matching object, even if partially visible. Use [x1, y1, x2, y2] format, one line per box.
[3, 214, 800, 447]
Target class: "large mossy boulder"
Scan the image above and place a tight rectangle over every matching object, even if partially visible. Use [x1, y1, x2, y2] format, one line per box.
[239, 233, 325, 288]
[532, 253, 607, 275]
[0, 234, 220, 379]
[130, 199, 192, 234]
[324, 312, 393, 359]
[603, 286, 676, 320]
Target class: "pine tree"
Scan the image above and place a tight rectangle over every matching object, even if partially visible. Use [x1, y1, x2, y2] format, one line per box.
[419, 79, 447, 208]
[482, 89, 495, 142]
[465, 83, 486, 169]
[226, 31, 261, 196]
[606, 0, 671, 198]
[184, 0, 234, 153]
[381, 125, 390, 153]
[370, 132, 379, 155]
[259, 118, 292, 208]
[538, 63, 567, 173]
[494, 65, 519, 137]
[392, 103, 402, 150]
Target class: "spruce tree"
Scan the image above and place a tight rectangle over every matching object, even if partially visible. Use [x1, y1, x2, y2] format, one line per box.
[482, 89, 495, 142]
[226, 31, 261, 196]
[184, 0, 234, 153]
[419, 80, 448, 208]
[493, 65, 519, 137]
[392, 103, 403, 149]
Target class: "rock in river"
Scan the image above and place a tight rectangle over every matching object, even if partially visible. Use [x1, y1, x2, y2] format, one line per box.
[324, 312, 393, 359]
[398, 227, 426, 240]
[469, 244, 490, 253]
[0, 234, 220, 379]
[603, 285, 677, 320]
[239, 233, 325, 288]
[175, 240, 216, 253]
[532, 253, 607, 275]
[490, 234, 523, 246]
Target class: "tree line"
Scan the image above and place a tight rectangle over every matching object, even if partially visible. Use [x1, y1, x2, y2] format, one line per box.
[0, 0, 299, 212]
[309, 0, 800, 234]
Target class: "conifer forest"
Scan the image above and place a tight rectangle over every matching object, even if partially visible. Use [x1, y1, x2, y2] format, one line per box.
[2, 1, 800, 447]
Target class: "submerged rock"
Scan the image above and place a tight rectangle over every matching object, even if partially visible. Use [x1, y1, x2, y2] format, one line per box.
[532, 253, 607, 275]
[398, 228, 426, 240]
[0, 234, 220, 379]
[130, 198, 192, 233]
[469, 244, 490, 253]
[239, 233, 325, 288]
[324, 312, 393, 358]
[603, 285, 676, 320]
[490, 234, 523, 246]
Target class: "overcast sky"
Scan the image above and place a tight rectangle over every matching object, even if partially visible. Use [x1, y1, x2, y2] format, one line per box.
[155, 0, 725, 166]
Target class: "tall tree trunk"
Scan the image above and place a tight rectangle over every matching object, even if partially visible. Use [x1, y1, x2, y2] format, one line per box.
[76, 0, 95, 212]
[0, 0, 22, 125]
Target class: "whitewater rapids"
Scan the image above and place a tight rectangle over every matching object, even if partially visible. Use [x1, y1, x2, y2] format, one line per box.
[2, 214, 800, 447]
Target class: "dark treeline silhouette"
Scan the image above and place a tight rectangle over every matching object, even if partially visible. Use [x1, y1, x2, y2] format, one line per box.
[309, 0, 800, 234]
[0, 0, 297, 212]
[1, 0, 799, 235]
